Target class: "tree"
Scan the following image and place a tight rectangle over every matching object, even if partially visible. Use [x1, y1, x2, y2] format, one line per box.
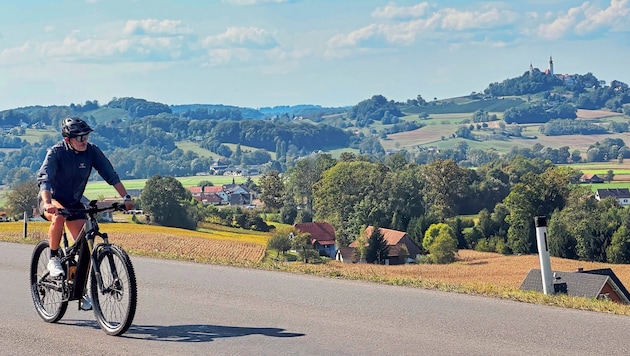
[313, 160, 390, 246]
[258, 170, 285, 211]
[420, 159, 473, 219]
[5, 178, 39, 219]
[267, 227, 293, 257]
[286, 154, 335, 213]
[140, 175, 196, 229]
[422, 223, 456, 252]
[364, 227, 390, 264]
[606, 225, 630, 263]
[428, 231, 458, 264]
[291, 231, 318, 263]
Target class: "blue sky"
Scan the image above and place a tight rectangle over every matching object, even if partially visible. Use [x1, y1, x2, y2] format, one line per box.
[1, 0, 629, 110]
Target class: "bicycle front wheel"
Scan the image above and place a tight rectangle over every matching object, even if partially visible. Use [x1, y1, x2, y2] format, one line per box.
[90, 244, 137, 336]
[30, 240, 68, 322]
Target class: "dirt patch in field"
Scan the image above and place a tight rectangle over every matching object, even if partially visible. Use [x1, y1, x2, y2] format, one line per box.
[576, 109, 621, 119]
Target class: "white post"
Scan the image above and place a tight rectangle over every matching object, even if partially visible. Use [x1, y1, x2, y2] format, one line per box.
[23, 211, 28, 238]
[535, 216, 553, 295]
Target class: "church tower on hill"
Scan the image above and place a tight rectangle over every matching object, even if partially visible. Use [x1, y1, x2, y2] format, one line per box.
[549, 56, 554, 76]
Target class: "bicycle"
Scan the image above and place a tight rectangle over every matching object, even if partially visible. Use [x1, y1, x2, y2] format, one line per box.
[29, 200, 137, 336]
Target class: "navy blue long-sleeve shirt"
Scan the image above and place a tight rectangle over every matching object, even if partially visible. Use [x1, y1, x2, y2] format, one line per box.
[37, 141, 121, 205]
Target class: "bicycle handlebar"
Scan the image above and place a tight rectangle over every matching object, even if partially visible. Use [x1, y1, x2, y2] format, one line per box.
[58, 202, 126, 218]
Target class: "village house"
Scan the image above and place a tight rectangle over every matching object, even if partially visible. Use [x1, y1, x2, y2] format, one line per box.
[579, 173, 604, 184]
[294, 221, 337, 258]
[344, 226, 422, 265]
[520, 268, 630, 304]
[595, 188, 630, 207]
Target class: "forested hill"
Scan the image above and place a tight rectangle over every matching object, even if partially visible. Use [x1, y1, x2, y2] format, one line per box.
[0, 69, 629, 184]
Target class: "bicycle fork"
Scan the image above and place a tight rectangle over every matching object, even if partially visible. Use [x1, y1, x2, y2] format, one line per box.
[88, 232, 120, 296]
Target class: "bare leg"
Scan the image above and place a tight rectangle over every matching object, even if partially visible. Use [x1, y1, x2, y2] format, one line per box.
[42, 200, 66, 251]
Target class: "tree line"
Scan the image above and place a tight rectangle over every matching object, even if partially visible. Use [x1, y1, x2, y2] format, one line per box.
[255, 152, 630, 264]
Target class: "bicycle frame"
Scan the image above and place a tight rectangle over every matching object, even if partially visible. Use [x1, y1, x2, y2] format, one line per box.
[58, 202, 119, 301]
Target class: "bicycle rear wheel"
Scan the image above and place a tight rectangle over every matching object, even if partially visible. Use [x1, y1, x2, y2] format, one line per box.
[91, 244, 137, 336]
[30, 240, 68, 322]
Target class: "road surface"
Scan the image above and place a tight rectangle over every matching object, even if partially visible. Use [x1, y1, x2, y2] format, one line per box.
[1, 241, 629, 355]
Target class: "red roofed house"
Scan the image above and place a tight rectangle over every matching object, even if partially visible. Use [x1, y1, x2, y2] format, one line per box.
[579, 173, 604, 184]
[187, 186, 228, 205]
[294, 221, 337, 258]
[347, 226, 421, 265]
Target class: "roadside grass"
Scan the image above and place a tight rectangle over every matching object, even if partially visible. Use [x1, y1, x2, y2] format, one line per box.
[3, 220, 630, 316]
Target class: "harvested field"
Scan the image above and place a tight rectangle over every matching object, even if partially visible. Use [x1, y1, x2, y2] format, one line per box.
[576, 109, 622, 119]
[3, 221, 267, 264]
[288, 249, 630, 290]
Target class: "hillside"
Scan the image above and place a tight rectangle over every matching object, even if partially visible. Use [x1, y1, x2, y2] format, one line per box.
[0, 70, 628, 186]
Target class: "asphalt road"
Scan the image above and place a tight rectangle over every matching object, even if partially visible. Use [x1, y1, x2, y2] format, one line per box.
[1, 241, 630, 356]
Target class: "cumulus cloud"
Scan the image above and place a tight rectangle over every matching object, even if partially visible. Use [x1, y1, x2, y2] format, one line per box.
[372, 2, 431, 20]
[575, 0, 630, 33]
[0, 16, 286, 69]
[202, 26, 278, 49]
[0, 19, 200, 65]
[329, 4, 518, 50]
[536, 0, 630, 40]
[123, 19, 193, 37]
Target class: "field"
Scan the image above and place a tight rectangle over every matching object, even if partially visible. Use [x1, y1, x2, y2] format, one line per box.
[1, 219, 268, 264]
[383, 109, 630, 153]
[84, 175, 254, 199]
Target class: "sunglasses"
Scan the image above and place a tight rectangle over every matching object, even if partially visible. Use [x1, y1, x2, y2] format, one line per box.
[74, 134, 89, 142]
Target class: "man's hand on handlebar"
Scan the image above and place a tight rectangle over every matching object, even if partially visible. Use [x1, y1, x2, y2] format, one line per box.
[123, 199, 134, 211]
[44, 202, 58, 215]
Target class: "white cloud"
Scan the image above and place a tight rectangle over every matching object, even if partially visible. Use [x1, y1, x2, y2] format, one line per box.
[575, 0, 630, 34]
[438, 7, 518, 31]
[0, 20, 199, 65]
[536, 0, 630, 40]
[372, 2, 431, 20]
[202, 27, 278, 49]
[328, 5, 518, 50]
[123, 19, 193, 36]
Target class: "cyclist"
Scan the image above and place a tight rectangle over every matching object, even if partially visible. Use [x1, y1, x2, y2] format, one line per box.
[37, 117, 134, 283]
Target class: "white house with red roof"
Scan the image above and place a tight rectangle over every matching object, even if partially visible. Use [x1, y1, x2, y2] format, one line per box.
[294, 221, 337, 258]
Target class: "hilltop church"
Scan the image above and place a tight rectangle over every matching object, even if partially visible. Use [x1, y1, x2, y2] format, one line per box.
[529, 56, 577, 85]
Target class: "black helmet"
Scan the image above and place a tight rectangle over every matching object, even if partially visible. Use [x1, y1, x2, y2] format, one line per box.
[61, 117, 93, 138]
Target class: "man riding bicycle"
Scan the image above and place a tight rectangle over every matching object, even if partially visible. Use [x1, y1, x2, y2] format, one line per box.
[37, 117, 134, 292]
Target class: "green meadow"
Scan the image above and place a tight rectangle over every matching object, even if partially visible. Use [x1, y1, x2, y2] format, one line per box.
[84, 175, 254, 199]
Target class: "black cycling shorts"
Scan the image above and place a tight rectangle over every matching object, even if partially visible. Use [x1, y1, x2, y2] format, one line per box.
[38, 199, 87, 221]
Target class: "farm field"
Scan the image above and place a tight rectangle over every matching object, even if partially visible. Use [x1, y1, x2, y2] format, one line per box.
[384, 109, 630, 153]
[84, 175, 256, 199]
[1, 220, 268, 264]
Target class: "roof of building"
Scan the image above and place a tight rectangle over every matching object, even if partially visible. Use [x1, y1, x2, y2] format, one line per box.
[597, 188, 630, 199]
[294, 221, 336, 243]
[520, 268, 630, 303]
[350, 226, 407, 247]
